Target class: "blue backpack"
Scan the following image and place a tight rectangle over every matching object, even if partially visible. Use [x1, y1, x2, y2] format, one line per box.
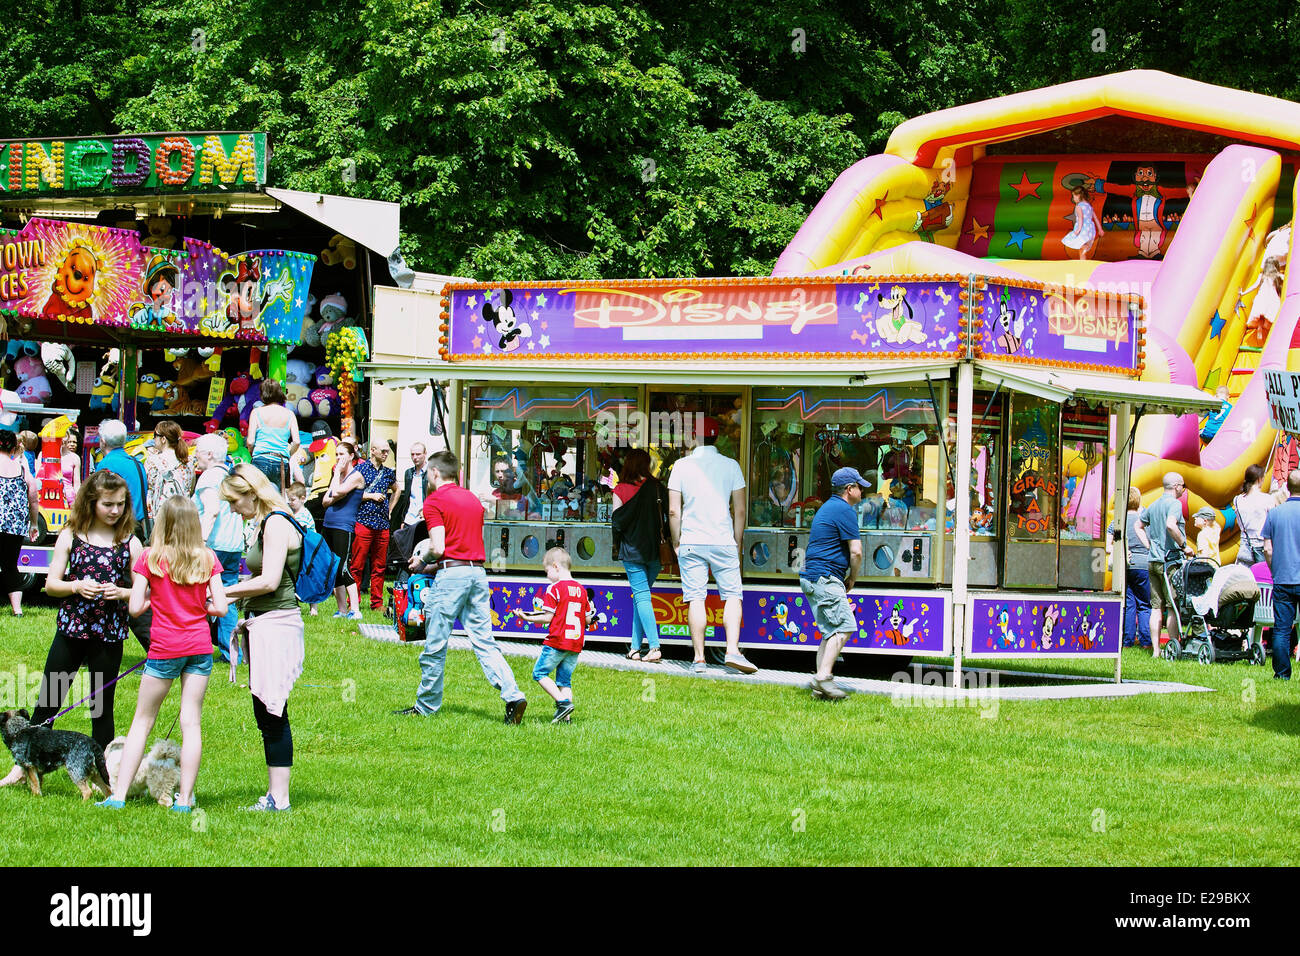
[258, 511, 341, 606]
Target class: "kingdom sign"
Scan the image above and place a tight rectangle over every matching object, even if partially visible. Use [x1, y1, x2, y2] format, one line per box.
[1, 133, 268, 196]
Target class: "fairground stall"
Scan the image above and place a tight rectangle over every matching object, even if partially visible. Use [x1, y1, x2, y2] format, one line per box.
[0, 131, 403, 583]
[367, 274, 1218, 679]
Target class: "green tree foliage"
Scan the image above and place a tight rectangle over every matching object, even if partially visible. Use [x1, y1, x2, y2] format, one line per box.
[3, 0, 1300, 279]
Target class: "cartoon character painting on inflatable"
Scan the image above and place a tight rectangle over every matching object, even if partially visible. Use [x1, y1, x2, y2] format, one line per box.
[775, 71, 1300, 560]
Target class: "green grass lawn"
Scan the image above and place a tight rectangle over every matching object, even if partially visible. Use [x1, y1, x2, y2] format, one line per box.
[2, 601, 1297, 866]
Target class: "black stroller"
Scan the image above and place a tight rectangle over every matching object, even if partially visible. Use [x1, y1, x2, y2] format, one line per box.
[1161, 556, 1265, 665]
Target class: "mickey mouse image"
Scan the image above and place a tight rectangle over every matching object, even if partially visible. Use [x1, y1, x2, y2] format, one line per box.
[482, 289, 532, 353]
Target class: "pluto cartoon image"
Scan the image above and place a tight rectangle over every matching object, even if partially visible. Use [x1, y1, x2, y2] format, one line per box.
[43, 243, 102, 320]
[876, 286, 926, 344]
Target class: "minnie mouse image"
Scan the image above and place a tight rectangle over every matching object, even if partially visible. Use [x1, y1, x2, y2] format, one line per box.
[482, 289, 532, 352]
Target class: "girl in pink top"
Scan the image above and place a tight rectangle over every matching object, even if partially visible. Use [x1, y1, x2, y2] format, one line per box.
[99, 496, 227, 811]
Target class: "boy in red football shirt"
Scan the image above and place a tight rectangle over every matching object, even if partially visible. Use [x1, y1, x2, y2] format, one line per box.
[514, 547, 594, 723]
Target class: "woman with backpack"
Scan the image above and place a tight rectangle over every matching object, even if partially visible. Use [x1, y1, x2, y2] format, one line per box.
[220, 464, 306, 813]
[146, 421, 195, 520]
[611, 448, 670, 662]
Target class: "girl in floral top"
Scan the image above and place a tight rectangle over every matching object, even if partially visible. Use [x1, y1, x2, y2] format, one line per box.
[0, 471, 142, 789]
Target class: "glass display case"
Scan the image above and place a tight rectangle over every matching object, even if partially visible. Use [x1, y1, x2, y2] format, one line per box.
[467, 384, 638, 570]
[1057, 398, 1109, 589]
[1004, 393, 1060, 588]
[743, 384, 946, 581]
[943, 390, 1003, 588]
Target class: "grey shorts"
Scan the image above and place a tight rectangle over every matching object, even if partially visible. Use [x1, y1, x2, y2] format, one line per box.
[799, 575, 856, 638]
[678, 544, 743, 602]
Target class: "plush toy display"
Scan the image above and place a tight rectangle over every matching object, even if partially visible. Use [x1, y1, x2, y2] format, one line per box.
[143, 216, 177, 249]
[4, 339, 39, 369]
[286, 358, 315, 415]
[223, 426, 251, 464]
[14, 355, 53, 403]
[41, 343, 75, 390]
[172, 353, 213, 388]
[136, 373, 160, 410]
[319, 234, 358, 270]
[89, 375, 119, 411]
[0, 389, 20, 430]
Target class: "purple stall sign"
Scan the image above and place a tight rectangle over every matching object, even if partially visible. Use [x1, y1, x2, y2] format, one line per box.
[967, 593, 1121, 656]
[476, 576, 950, 654]
[448, 277, 967, 362]
[975, 282, 1143, 374]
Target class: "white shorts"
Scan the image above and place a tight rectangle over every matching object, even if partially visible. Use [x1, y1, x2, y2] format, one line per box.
[678, 544, 743, 602]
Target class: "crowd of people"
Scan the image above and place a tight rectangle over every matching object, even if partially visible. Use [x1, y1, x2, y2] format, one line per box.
[6, 410, 1300, 810]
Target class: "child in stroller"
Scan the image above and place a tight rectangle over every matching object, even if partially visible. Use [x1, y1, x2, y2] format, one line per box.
[1161, 554, 1265, 664]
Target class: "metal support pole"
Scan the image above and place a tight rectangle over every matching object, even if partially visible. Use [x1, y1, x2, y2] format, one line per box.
[1112, 402, 1133, 684]
[953, 361, 975, 686]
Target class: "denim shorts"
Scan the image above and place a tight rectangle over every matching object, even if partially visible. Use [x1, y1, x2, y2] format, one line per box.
[677, 543, 743, 602]
[533, 645, 580, 687]
[144, 653, 214, 680]
[799, 575, 856, 638]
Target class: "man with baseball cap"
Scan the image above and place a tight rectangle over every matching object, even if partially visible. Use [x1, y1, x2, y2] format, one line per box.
[667, 415, 756, 674]
[800, 466, 867, 699]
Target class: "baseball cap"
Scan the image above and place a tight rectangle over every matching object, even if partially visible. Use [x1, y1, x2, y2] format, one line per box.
[831, 466, 868, 489]
[700, 416, 721, 438]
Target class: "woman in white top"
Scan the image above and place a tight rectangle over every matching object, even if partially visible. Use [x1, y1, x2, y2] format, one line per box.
[144, 420, 196, 519]
[245, 380, 301, 493]
[1234, 463, 1275, 567]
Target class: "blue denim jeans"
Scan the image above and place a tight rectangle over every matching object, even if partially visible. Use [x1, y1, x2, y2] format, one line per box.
[623, 560, 662, 652]
[533, 645, 580, 688]
[1124, 566, 1152, 647]
[1272, 582, 1300, 680]
[416, 566, 524, 714]
[214, 549, 243, 664]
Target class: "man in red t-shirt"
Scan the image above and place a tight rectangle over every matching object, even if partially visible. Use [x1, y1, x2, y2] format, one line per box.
[393, 450, 527, 723]
[514, 547, 594, 723]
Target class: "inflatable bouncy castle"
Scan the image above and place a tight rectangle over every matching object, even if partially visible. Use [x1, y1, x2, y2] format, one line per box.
[775, 71, 1300, 559]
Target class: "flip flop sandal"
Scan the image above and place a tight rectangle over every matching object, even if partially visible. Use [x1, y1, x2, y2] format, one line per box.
[625, 650, 642, 661]
[642, 649, 662, 663]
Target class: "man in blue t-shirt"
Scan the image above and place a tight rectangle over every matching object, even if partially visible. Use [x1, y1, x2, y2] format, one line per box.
[93, 419, 147, 523]
[1262, 469, 1300, 679]
[799, 467, 865, 701]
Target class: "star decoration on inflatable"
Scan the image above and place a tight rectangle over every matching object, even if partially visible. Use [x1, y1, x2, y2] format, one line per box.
[1209, 311, 1226, 339]
[1009, 171, 1043, 201]
[871, 192, 889, 220]
[967, 218, 991, 242]
[1006, 227, 1032, 251]
[1244, 203, 1257, 240]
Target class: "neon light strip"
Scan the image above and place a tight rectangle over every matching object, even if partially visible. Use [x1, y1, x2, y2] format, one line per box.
[754, 388, 932, 422]
[473, 387, 637, 419]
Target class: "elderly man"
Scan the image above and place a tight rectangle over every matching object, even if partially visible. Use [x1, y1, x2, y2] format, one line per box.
[94, 420, 147, 527]
[1141, 471, 1194, 658]
[1262, 469, 1300, 680]
[192, 432, 246, 664]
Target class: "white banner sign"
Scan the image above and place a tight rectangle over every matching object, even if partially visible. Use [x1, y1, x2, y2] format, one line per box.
[1265, 370, 1300, 435]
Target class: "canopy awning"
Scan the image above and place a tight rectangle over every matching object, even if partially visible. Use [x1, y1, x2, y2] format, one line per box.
[265, 187, 401, 257]
[975, 361, 1222, 413]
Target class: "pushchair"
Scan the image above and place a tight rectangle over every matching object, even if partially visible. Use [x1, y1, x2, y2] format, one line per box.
[1161, 555, 1265, 665]
[386, 519, 430, 642]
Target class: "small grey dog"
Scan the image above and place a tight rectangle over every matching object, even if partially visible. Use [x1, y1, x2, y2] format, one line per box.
[104, 737, 182, 807]
[0, 709, 111, 799]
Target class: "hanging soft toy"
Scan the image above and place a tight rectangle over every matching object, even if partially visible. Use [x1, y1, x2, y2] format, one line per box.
[89, 376, 119, 412]
[14, 355, 53, 403]
[4, 339, 39, 370]
[319, 234, 358, 270]
[41, 343, 75, 390]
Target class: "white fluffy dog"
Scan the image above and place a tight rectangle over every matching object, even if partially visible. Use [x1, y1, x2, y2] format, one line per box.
[103, 737, 182, 807]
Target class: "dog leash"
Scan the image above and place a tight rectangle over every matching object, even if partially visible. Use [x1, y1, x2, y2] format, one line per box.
[40, 660, 146, 727]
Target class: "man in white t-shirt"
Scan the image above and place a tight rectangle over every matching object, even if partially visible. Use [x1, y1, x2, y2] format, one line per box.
[667, 416, 756, 675]
[398, 442, 430, 529]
